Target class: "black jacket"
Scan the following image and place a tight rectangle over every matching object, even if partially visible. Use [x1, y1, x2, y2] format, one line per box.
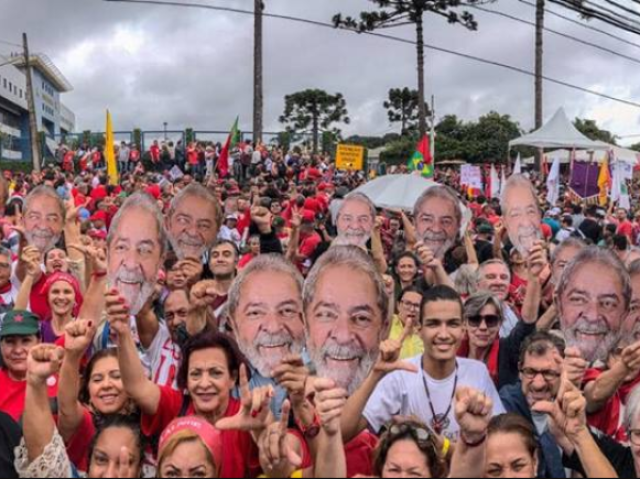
[0, 412, 21, 479]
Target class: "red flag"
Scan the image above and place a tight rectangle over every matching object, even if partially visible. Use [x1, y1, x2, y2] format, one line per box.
[217, 117, 240, 178]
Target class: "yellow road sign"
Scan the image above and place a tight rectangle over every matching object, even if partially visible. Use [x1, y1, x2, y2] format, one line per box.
[336, 144, 365, 171]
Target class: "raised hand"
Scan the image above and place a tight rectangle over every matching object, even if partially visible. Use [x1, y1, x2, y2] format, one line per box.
[114, 447, 137, 479]
[314, 378, 348, 437]
[532, 353, 588, 445]
[65, 198, 89, 225]
[64, 319, 96, 358]
[373, 317, 419, 376]
[216, 364, 274, 432]
[620, 342, 640, 376]
[258, 400, 303, 476]
[27, 344, 64, 386]
[374, 216, 385, 232]
[415, 242, 442, 271]
[564, 348, 588, 388]
[251, 206, 273, 234]
[455, 387, 493, 445]
[67, 243, 107, 274]
[189, 280, 224, 312]
[290, 206, 302, 230]
[272, 355, 309, 408]
[527, 240, 548, 279]
[21, 245, 41, 279]
[177, 258, 204, 284]
[105, 289, 131, 337]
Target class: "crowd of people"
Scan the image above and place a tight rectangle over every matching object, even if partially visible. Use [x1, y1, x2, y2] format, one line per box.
[0, 140, 639, 478]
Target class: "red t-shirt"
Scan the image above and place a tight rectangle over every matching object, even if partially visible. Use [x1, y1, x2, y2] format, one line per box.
[584, 368, 640, 443]
[142, 388, 262, 478]
[150, 146, 161, 163]
[0, 369, 59, 422]
[345, 431, 378, 479]
[90, 185, 107, 202]
[187, 148, 199, 166]
[130, 150, 140, 162]
[299, 232, 322, 260]
[30, 274, 52, 322]
[238, 254, 256, 269]
[618, 221, 635, 241]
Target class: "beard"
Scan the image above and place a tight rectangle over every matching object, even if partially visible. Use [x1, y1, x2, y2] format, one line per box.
[420, 230, 456, 260]
[564, 316, 619, 363]
[26, 229, 61, 254]
[309, 338, 378, 395]
[237, 330, 304, 378]
[510, 225, 542, 258]
[334, 228, 372, 249]
[109, 265, 156, 316]
[169, 232, 207, 260]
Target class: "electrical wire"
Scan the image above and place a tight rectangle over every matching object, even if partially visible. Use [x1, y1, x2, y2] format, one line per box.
[103, 0, 640, 109]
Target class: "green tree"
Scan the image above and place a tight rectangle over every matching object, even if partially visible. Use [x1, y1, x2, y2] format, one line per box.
[133, 129, 143, 150]
[279, 89, 350, 154]
[630, 142, 640, 152]
[574, 118, 617, 145]
[383, 88, 430, 135]
[334, 0, 492, 138]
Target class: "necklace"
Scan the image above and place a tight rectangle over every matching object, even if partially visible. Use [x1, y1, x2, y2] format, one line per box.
[421, 358, 459, 435]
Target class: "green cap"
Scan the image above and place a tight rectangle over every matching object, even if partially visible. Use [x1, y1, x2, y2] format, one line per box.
[0, 311, 40, 339]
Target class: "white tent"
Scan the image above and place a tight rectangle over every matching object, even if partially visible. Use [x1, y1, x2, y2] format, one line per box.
[522, 146, 640, 166]
[509, 108, 610, 151]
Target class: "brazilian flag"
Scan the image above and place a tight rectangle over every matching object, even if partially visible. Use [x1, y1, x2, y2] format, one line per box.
[408, 135, 434, 179]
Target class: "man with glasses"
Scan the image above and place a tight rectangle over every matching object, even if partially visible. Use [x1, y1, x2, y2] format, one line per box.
[389, 286, 424, 359]
[499, 331, 568, 478]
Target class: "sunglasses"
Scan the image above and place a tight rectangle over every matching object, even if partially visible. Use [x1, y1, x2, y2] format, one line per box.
[466, 314, 502, 329]
[388, 423, 433, 448]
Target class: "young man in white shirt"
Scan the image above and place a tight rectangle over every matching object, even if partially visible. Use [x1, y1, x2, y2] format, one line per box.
[342, 285, 505, 443]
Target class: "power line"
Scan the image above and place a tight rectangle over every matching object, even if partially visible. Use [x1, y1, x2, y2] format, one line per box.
[469, 3, 640, 65]
[547, 0, 640, 35]
[103, 0, 640, 109]
[517, 0, 640, 51]
[0, 38, 21, 48]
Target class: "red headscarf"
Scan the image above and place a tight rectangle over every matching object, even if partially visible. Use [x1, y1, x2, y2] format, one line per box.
[42, 272, 83, 318]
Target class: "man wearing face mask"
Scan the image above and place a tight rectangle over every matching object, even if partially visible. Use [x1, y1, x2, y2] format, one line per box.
[499, 332, 569, 479]
[501, 175, 544, 259]
[333, 193, 376, 249]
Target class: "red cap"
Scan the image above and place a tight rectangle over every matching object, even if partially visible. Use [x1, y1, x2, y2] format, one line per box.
[146, 184, 161, 200]
[90, 211, 108, 223]
[302, 210, 316, 223]
[88, 229, 107, 241]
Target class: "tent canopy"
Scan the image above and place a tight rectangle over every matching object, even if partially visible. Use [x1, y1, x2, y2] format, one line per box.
[523, 145, 640, 166]
[509, 108, 609, 151]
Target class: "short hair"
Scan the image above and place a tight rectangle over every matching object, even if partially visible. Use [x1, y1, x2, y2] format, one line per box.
[551, 237, 587, 265]
[303, 246, 389, 321]
[227, 254, 303, 320]
[24, 185, 66, 222]
[624, 385, 640, 432]
[463, 292, 504, 321]
[478, 259, 511, 281]
[488, 414, 539, 459]
[210, 239, 240, 260]
[518, 331, 566, 367]
[337, 192, 376, 222]
[628, 259, 640, 278]
[373, 418, 447, 478]
[177, 330, 247, 391]
[420, 286, 463, 325]
[500, 174, 540, 217]
[169, 183, 223, 232]
[107, 192, 168, 257]
[556, 246, 632, 313]
[413, 185, 462, 228]
[79, 349, 118, 405]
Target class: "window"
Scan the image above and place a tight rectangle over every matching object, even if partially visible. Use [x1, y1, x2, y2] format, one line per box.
[3, 78, 6, 89]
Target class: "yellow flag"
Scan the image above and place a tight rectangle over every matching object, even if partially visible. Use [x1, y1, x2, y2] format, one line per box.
[105, 110, 119, 186]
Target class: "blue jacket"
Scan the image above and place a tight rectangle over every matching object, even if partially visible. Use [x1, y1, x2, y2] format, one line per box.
[500, 383, 566, 479]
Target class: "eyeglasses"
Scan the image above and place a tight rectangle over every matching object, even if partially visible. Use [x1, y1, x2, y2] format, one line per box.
[401, 301, 421, 311]
[466, 314, 502, 329]
[520, 368, 562, 382]
[388, 423, 433, 448]
[628, 430, 640, 446]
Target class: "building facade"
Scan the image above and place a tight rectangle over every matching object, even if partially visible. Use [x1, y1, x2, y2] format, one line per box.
[0, 53, 75, 161]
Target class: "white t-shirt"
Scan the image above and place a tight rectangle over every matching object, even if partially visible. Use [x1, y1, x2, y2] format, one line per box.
[500, 304, 519, 338]
[363, 356, 505, 441]
[146, 323, 181, 390]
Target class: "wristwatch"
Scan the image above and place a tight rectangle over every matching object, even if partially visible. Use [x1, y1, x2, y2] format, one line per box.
[295, 412, 322, 440]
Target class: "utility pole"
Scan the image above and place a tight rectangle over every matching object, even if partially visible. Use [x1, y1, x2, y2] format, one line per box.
[430, 95, 436, 160]
[534, 0, 545, 172]
[23, 33, 41, 173]
[253, 0, 264, 144]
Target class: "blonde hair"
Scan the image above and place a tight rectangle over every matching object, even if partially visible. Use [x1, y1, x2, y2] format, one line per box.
[157, 430, 217, 478]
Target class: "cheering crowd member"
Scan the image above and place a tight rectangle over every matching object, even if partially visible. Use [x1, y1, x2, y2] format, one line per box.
[0, 147, 637, 479]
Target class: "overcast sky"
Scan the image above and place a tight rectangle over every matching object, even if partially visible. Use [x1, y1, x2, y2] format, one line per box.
[1, 0, 640, 145]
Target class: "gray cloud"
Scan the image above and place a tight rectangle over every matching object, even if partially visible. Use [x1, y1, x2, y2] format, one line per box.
[1, 0, 639, 145]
